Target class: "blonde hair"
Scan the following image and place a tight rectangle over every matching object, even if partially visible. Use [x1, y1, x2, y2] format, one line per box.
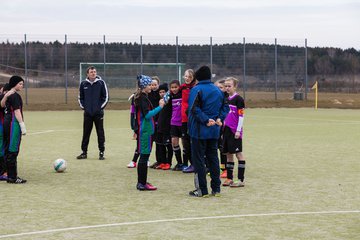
[151, 76, 160, 84]
[225, 77, 239, 88]
[184, 69, 195, 78]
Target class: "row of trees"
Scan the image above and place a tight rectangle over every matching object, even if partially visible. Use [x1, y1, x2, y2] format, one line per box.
[0, 41, 359, 91]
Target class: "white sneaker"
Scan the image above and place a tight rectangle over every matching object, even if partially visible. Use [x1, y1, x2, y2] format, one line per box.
[127, 161, 137, 168]
[147, 161, 151, 167]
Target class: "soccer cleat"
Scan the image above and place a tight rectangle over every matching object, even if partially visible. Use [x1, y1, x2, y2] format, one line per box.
[127, 161, 137, 168]
[76, 152, 87, 159]
[230, 180, 245, 187]
[99, 152, 105, 160]
[162, 163, 171, 170]
[136, 182, 146, 191]
[136, 182, 157, 191]
[172, 163, 183, 171]
[144, 182, 157, 190]
[211, 191, 221, 197]
[181, 164, 188, 170]
[155, 163, 165, 169]
[7, 177, 27, 184]
[220, 170, 227, 178]
[189, 189, 208, 198]
[150, 162, 160, 169]
[182, 165, 195, 173]
[222, 178, 233, 187]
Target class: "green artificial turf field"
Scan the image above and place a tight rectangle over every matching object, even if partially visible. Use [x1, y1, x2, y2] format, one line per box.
[1, 109, 359, 240]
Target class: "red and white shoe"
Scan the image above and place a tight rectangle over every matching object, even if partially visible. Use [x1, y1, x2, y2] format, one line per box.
[127, 161, 137, 168]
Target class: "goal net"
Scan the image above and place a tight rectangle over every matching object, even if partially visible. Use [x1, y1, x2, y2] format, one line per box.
[79, 62, 185, 88]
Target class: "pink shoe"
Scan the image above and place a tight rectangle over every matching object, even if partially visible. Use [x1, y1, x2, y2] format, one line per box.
[145, 182, 157, 190]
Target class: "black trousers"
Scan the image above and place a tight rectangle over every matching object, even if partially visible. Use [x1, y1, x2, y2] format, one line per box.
[191, 138, 221, 195]
[81, 112, 105, 153]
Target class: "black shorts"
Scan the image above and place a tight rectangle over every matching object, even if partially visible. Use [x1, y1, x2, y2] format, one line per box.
[156, 132, 171, 145]
[170, 125, 182, 138]
[222, 126, 242, 154]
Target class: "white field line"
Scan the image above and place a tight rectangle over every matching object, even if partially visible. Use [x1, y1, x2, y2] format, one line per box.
[251, 115, 360, 124]
[27, 128, 131, 135]
[27, 130, 55, 136]
[0, 210, 359, 239]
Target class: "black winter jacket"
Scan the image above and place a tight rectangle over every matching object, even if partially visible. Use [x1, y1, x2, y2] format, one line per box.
[78, 76, 109, 116]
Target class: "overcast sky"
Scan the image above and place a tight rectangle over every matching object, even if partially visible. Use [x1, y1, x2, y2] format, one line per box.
[1, 0, 359, 49]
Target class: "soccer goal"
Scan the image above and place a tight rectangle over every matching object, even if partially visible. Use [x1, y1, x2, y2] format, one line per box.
[79, 62, 186, 88]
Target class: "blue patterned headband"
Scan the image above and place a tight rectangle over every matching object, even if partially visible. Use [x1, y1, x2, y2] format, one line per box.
[137, 75, 152, 89]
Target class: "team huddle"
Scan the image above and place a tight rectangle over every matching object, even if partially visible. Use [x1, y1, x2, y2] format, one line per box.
[0, 66, 246, 197]
[128, 65, 246, 197]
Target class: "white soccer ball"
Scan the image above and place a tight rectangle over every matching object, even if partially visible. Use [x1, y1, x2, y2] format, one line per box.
[53, 158, 67, 173]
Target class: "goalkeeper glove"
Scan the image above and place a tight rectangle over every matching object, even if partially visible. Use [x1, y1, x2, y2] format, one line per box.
[19, 122, 27, 135]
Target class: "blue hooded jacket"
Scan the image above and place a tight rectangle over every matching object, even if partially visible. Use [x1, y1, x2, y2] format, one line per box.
[187, 79, 229, 139]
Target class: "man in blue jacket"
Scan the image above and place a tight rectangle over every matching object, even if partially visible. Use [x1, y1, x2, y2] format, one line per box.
[188, 66, 229, 197]
[77, 66, 109, 160]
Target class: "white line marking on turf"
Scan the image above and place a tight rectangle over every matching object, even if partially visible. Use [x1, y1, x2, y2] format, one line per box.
[27, 128, 131, 136]
[27, 130, 55, 135]
[0, 210, 359, 239]
[251, 115, 360, 124]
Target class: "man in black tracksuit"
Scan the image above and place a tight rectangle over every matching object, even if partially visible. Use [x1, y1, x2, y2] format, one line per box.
[77, 66, 109, 160]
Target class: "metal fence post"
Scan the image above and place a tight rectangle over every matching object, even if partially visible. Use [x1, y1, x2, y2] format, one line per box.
[305, 38, 308, 100]
[210, 36, 213, 76]
[140, 35, 143, 74]
[24, 34, 28, 105]
[103, 35, 106, 80]
[243, 37, 246, 100]
[275, 38, 278, 100]
[64, 34, 68, 104]
[176, 36, 179, 80]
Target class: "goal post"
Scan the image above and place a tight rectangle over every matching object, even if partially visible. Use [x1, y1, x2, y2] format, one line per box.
[79, 62, 186, 88]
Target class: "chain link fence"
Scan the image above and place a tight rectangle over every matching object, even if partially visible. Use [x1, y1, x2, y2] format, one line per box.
[0, 34, 359, 106]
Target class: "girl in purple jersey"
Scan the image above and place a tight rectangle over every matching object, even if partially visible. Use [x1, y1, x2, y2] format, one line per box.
[222, 77, 246, 187]
[168, 80, 184, 171]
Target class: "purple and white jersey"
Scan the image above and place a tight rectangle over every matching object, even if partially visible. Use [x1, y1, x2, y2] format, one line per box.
[224, 93, 245, 136]
[171, 93, 182, 126]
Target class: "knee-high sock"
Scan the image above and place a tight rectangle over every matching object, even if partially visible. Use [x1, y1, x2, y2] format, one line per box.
[173, 145, 182, 164]
[238, 160, 246, 182]
[226, 162, 234, 180]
